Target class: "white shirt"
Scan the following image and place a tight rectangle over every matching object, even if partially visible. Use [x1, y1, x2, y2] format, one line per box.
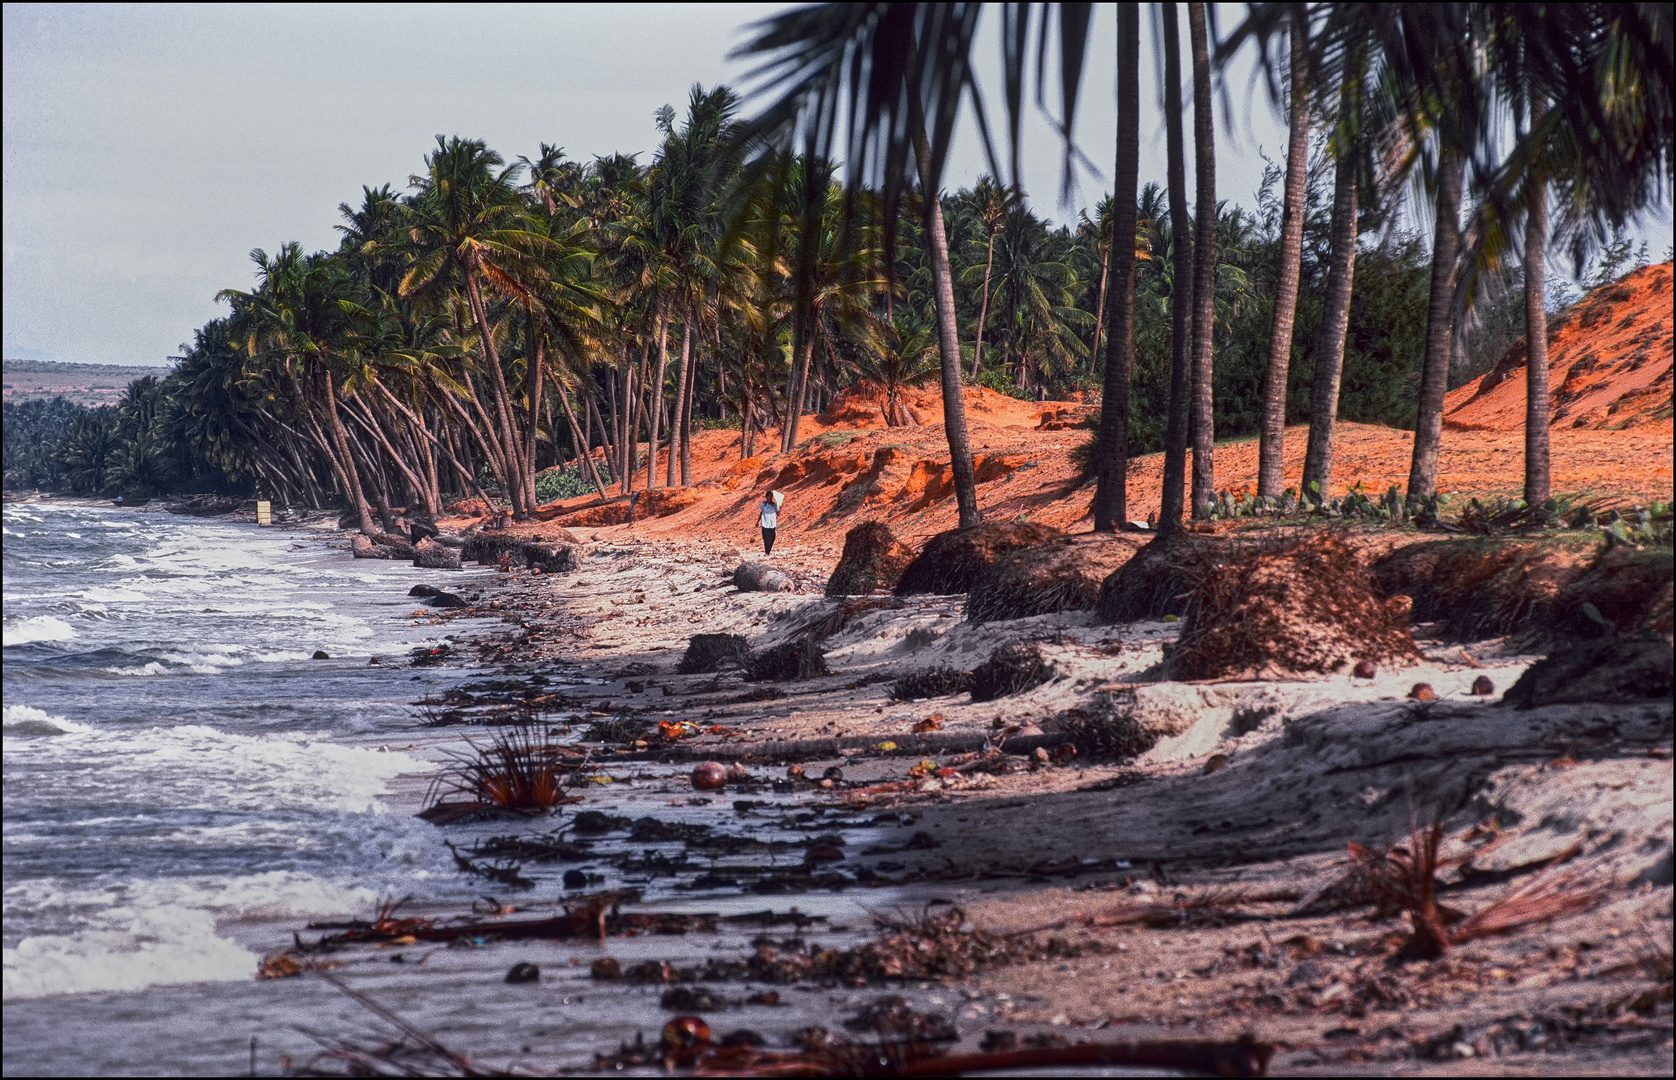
[759, 502, 778, 529]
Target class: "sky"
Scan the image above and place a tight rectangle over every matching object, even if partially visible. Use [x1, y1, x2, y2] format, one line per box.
[4, 3, 1668, 368]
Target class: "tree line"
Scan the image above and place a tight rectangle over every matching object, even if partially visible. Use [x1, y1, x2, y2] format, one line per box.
[5, 4, 1668, 541]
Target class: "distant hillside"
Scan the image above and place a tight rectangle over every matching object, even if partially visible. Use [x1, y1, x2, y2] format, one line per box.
[1445, 261, 1675, 432]
[3, 359, 174, 406]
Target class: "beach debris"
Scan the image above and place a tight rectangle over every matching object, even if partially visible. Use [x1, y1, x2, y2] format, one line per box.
[408, 585, 441, 598]
[1338, 815, 1606, 960]
[443, 840, 533, 889]
[692, 762, 729, 791]
[286, 962, 498, 1077]
[826, 521, 916, 596]
[409, 643, 452, 667]
[747, 638, 829, 681]
[677, 633, 753, 674]
[1353, 659, 1378, 678]
[662, 986, 726, 1011]
[423, 590, 468, 609]
[504, 961, 540, 984]
[591, 957, 622, 979]
[733, 561, 797, 593]
[1470, 675, 1496, 695]
[311, 650, 330, 660]
[420, 723, 587, 818]
[1408, 683, 1437, 701]
[969, 642, 1055, 701]
[895, 522, 1064, 596]
[1166, 533, 1420, 680]
[726, 763, 751, 784]
[966, 534, 1137, 623]
[889, 668, 971, 701]
[1097, 531, 1246, 622]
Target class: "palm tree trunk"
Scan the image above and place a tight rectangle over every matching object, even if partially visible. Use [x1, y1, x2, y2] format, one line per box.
[1187, 1, 1218, 519]
[971, 230, 997, 381]
[463, 274, 527, 517]
[782, 336, 815, 452]
[553, 378, 610, 499]
[913, 124, 982, 529]
[1089, 239, 1109, 372]
[1406, 143, 1465, 513]
[1257, 14, 1311, 499]
[1158, 1, 1194, 537]
[320, 372, 377, 535]
[1523, 102, 1552, 508]
[679, 346, 697, 485]
[1300, 130, 1359, 507]
[525, 332, 545, 508]
[648, 298, 669, 488]
[668, 309, 692, 486]
[1093, 2, 1140, 533]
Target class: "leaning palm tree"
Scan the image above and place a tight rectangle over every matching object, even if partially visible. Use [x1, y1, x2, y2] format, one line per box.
[401, 135, 551, 518]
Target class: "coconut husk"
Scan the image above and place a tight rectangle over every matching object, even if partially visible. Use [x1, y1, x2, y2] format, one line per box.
[826, 521, 916, 597]
[895, 522, 1065, 596]
[1169, 532, 1419, 681]
[677, 634, 753, 675]
[969, 642, 1055, 702]
[967, 534, 1142, 623]
[889, 668, 972, 701]
[747, 639, 829, 682]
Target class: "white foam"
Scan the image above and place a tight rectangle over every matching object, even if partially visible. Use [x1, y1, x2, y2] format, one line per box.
[2, 906, 256, 1000]
[2, 705, 93, 737]
[3, 615, 77, 647]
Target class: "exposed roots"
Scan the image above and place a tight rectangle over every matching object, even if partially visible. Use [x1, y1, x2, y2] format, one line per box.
[1169, 532, 1419, 680]
[677, 633, 753, 674]
[969, 642, 1055, 702]
[889, 668, 972, 701]
[966, 535, 1138, 624]
[895, 523, 1064, 596]
[826, 522, 916, 597]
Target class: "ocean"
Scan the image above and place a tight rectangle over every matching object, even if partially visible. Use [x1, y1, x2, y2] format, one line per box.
[1, 501, 933, 1076]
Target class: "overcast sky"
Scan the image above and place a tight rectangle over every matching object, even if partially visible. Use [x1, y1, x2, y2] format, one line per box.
[4, 4, 1667, 368]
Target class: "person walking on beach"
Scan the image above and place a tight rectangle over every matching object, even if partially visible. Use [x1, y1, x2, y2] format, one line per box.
[759, 490, 782, 555]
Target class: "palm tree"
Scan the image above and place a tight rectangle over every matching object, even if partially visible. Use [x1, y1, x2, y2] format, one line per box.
[967, 175, 1017, 381]
[1158, 1, 1195, 536]
[1187, 2, 1218, 518]
[401, 135, 550, 518]
[1092, 1, 1140, 532]
[1300, 49, 1365, 508]
[981, 204, 1089, 393]
[856, 313, 939, 426]
[1256, 9, 1310, 500]
[1521, 97, 1552, 508]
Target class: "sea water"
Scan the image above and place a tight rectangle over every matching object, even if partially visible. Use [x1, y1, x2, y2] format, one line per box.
[2, 502, 979, 1076]
[2, 502, 486, 1068]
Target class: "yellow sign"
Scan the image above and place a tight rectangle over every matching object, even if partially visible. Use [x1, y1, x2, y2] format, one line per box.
[256, 500, 272, 525]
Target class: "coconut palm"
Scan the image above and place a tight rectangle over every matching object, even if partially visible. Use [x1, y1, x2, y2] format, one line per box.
[1158, 1, 1196, 536]
[856, 312, 939, 426]
[965, 175, 1020, 381]
[1092, 2, 1140, 532]
[1256, 9, 1311, 500]
[1187, 2, 1218, 518]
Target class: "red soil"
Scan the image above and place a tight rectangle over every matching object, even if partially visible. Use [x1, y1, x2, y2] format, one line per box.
[1446, 261, 1675, 432]
[468, 271, 1673, 556]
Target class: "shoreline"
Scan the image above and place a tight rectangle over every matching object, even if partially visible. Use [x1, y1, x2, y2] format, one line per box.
[357, 521, 1672, 1075]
